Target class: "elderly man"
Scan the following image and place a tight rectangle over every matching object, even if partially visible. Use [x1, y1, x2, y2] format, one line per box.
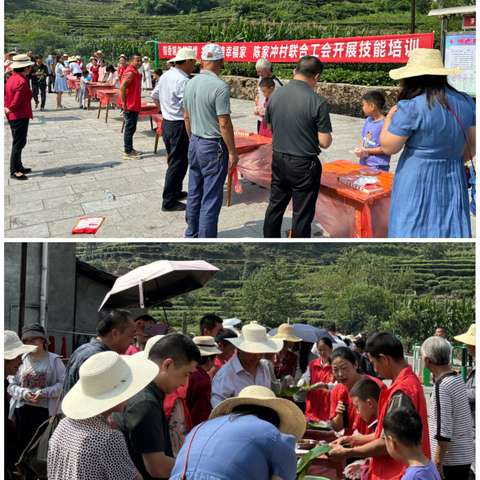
[120, 53, 143, 160]
[421, 336, 474, 479]
[183, 43, 238, 238]
[152, 47, 196, 212]
[211, 322, 283, 407]
[5, 331, 37, 479]
[263, 55, 332, 238]
[329, 332, 430, 480]
[254, 58, 283, 132]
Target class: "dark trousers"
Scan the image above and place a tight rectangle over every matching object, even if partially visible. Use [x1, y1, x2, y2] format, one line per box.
[263, 150, 321, 238]
[443, 464, 472, 480]
[15, 404, 49, 458]
[32, 82, 47, 108]
[123, 110, 139, 153]
[8, 119, 29, 175]
[186, 135, 228, 238]
[48, 73, 55, 93]
[162, 119, 189, 208]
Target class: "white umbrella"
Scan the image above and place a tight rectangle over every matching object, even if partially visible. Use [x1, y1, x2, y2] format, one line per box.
[99, 260, 219, 310]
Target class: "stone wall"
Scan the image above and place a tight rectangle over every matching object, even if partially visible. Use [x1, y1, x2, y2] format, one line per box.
[222, 75, 400, 118]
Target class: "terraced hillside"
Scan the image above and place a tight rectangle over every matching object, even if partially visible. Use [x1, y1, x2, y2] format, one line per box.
[76, 243, 475, 338]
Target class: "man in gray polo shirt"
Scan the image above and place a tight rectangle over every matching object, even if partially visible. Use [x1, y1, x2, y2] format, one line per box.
[263, 56, 333, 238]
[183, 43, 238, 238]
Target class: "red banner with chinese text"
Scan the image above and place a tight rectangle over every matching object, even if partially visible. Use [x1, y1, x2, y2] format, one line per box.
[158, 33, 434, 64]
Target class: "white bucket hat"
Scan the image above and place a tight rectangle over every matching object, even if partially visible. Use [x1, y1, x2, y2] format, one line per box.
[62, 351, 158, 420]
[10, 54, 34, 69]
[271, 323, 302, 343]
[210, 385, 306, 440]
[454, 324, 475, 346]
[389, 48, 461, 80]
[169, 47, 198, 63]
[227, 322, 283, 354]
[4, 330, 37, 360]
[193, 336, 221, 356]
[201, 43, 224, 61]
[223, 318, 242, 328]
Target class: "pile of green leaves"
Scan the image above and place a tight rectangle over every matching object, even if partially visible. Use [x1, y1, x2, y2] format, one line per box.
[297, 444, 332, 480]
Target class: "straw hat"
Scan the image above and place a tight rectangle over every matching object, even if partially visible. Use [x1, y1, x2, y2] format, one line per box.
[193, 336, 221, 356]
[227, 322, 283, 354]
[389, 48, 461, 81]
[68, 57, 78, 63]
[454, 324, 475, 346]
[10, 54, 34, 69]
[4, 331, 37, 360]
[272, 323, 302, 343]
[62, 351, 158, 420]
[210, 385, 306, 440]
[169, 47, 197, 63]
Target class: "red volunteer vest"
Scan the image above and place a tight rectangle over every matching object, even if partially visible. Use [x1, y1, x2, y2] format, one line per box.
[122, 64, 141, 112]
[305, 359, 334, 422]
[370, 366, 430, 480]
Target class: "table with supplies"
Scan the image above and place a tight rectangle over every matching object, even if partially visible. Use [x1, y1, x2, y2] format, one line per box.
[230, 132, 393, 238]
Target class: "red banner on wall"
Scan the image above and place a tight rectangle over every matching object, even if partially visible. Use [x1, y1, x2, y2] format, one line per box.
[158, 33, 434, 64]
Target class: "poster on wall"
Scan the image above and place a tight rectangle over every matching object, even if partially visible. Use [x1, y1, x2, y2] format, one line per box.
[444, 32, 476, 96]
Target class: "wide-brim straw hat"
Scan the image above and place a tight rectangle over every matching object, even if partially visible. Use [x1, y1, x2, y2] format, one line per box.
[454, 324, 475, 346]
[227, 321, 283, 354]
[67, 57, 78, 63]
[10, 54, 34, 69]
[193, 336, 221, 356]
[4, 330, 37, 360]
[389, 48, 461, 81]
[169, 47, 198, 63]
[210, 385, 306, 440]
[272, 323, 302, 343]
[62, 351, 158, 420]
[133, 334, 166, 360]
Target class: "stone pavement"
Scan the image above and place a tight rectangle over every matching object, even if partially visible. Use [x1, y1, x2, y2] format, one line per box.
[5, 91, 402, 238]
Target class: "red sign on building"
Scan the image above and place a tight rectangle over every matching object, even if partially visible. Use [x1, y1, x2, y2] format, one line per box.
[158, 33, 434, 64]
[463, 14, 476, 29]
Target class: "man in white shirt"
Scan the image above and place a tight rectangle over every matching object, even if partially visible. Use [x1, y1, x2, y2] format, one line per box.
[211, 322, 283, 407]
[152, 48, 196, 212]
[68, 57, 82, 77]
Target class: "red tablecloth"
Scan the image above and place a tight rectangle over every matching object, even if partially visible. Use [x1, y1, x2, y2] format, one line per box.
[96, 89, 120, 107]
[232, 136, 393, 238]
[66, 76, 80, 90]
[86, 82, 116, 99]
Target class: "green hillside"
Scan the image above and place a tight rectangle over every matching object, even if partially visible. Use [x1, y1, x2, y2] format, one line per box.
[5, 0, 473, 85]
[76, 243, 475, 346]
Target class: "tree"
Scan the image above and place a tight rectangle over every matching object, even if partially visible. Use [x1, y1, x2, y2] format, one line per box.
[240, 259, 301, 328]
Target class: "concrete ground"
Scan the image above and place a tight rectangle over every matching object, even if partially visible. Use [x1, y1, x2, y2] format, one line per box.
[3, 90, 434, 238]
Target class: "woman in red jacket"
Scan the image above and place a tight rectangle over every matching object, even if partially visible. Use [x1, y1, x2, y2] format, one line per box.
[4, 54, 34, 180]
[305, 337, 334, 422]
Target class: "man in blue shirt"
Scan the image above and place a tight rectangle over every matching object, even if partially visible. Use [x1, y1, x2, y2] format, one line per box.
[62, 309, 136, 395]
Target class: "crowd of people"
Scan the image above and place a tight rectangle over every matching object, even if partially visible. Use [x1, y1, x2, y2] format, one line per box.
[4, 45, 475, 238]
[4, 311, 476, 480]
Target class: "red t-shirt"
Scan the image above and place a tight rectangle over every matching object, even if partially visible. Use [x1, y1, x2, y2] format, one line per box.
[371, 366, 430, 480]
[5, 72, 33, 121]
[186, 367, 212, 427]
[90, 65, 99, 82]
[122, 64, 142, 112]
[117, 64, 126, 81]
[125, 344, 141, 355]
[305, 359, 334, 422]
[329, 375, 385, 436]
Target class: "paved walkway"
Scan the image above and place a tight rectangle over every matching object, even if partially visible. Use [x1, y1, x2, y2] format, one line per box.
[4, 91, 401, 238]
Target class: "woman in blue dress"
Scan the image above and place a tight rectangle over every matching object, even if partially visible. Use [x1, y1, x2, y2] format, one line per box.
[380, 48, 476, 238]
[54, 55, 68, 109]
[170, 385, 306, 480]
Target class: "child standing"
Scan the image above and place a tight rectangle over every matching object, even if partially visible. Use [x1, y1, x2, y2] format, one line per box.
[384, 408, 440, 480]
[78, 70, 92, 109]
[255, 77, 275, 138]
[355, 90, 391, 172]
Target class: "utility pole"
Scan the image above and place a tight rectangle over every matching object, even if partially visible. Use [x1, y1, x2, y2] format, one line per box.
[18, 243, 28, 335]
[411, 0, 417, 33]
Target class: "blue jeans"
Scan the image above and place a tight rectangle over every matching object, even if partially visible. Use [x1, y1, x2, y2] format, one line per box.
[185, 135, 228, 238]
